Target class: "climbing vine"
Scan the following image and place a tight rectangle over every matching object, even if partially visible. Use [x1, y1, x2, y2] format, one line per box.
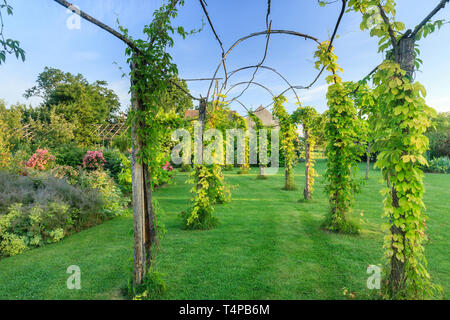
[292, 105, 321, 200]
[346, 0, 447, 298]
[315, 40, 364, 233]
[372, 61, 439, 299]
[234, 113, 250, 174]
[182, 94, 231, 230]
[272, 95, 297, 190]
[182, 164, 229, 230]
[248, 110, 268, 179]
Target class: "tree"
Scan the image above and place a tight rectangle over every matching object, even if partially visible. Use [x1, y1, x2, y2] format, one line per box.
[28, 109, 76, 149]
[0, 100, 24, 153]
[24, 67, 121, 146]
[426, 111, 450, 159]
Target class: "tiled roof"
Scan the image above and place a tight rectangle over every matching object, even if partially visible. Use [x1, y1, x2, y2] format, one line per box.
[184, 109, 199, 119]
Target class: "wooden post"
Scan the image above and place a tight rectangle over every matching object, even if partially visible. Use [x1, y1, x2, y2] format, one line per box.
[130, 61, 154, 286]
[304, 130, 311, 200]
[195, 98, 207, 189]
[197, 98, 207, 165]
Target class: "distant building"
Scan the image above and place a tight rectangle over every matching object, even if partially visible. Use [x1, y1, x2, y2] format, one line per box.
[184, 109, 199, 120]
[184, 105, 279, 130]
[246, 105, 279, 129]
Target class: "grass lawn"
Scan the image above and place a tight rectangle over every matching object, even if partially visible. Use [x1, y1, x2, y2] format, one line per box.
[0, 160, 448, 299]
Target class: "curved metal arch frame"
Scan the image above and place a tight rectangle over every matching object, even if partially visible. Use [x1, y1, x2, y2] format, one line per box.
[206, 29, 320, 102]
[224, 81, 275, 98]
[221, 65, 301, 106]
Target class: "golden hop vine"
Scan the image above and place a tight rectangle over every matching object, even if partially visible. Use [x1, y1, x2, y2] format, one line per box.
[272, 95, 297, 191]
[322, 82, 364, 234]
[292, 106, 321, 200]
[182, 164, 230, 230]
[373, 61, 440, 299]
[314, 40, 364, 233]
[346, 0, 444, 299]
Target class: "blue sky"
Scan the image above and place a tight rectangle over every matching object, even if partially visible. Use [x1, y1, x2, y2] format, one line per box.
[0, 0, 449, 115]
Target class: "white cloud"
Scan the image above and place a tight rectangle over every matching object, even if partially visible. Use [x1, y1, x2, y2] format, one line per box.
[427, 97, 450, 113]
[299, 84, 328, 103]
[74, 51, 101, 61]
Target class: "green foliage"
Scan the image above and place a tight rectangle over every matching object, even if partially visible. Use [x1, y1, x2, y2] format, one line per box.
[0, 232, 27, 257]
[314, 40, 344, 84]
[179, 163, 193, 172]
[103, 149, 123, 181]
[272, 95, 297, 190]
[182, 165, 230, 230]
[414, 20, 446, 41]
[425, 157, 450, 174]
[159, 76, 193, 116]
[0, 1, 25, 65]
[426, 112, 450, 159]
[128, 270, 167, 300]
[0, 201, 71, 257]
[292, 105, 322, 199]
[372, 60, 439, 299]
[0, 164, 128, 259]
[323, 82, 364, 234]
[24, 67, 121, 146]
[233, 113, 250, 174]
[347, 0, 404, 54]
[117, 153, 132, 194]
[0, 101, 24, 153]
[119, 0, 189, 173]
[27, 109, 76, 149]
[112, 131, 131, 154]
[76, 169, 129, 218]
[53, 144, 87, 168]
[0, 163, 449, 299]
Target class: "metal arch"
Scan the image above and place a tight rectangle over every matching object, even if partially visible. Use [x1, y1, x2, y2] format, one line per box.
[206, 29, 320, 102]
[220, 65, 301, 106]
[224, 81, 275, 99]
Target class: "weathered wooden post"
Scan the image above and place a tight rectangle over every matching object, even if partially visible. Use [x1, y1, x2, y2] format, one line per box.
[130, 60, 155, 286]
[304, 129, 311, 200]
[196, 98, 207, 165]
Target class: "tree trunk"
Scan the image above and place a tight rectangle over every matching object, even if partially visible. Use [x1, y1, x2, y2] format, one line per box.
[259, 165, 265, 177]
[304, 130, 311, 200]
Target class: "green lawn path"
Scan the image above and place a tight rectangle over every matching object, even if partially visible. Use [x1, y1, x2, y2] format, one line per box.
[0, 160, 448, 299]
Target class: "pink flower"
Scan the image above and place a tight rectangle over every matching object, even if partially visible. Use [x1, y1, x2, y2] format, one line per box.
[26, 149, 55, 171]
[83, 150, 106, 170]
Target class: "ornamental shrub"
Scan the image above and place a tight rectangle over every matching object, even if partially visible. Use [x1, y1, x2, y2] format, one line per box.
[83, 150, 106, 170]
[424, 157, 450, 174]
[26, 149, 55, 171]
